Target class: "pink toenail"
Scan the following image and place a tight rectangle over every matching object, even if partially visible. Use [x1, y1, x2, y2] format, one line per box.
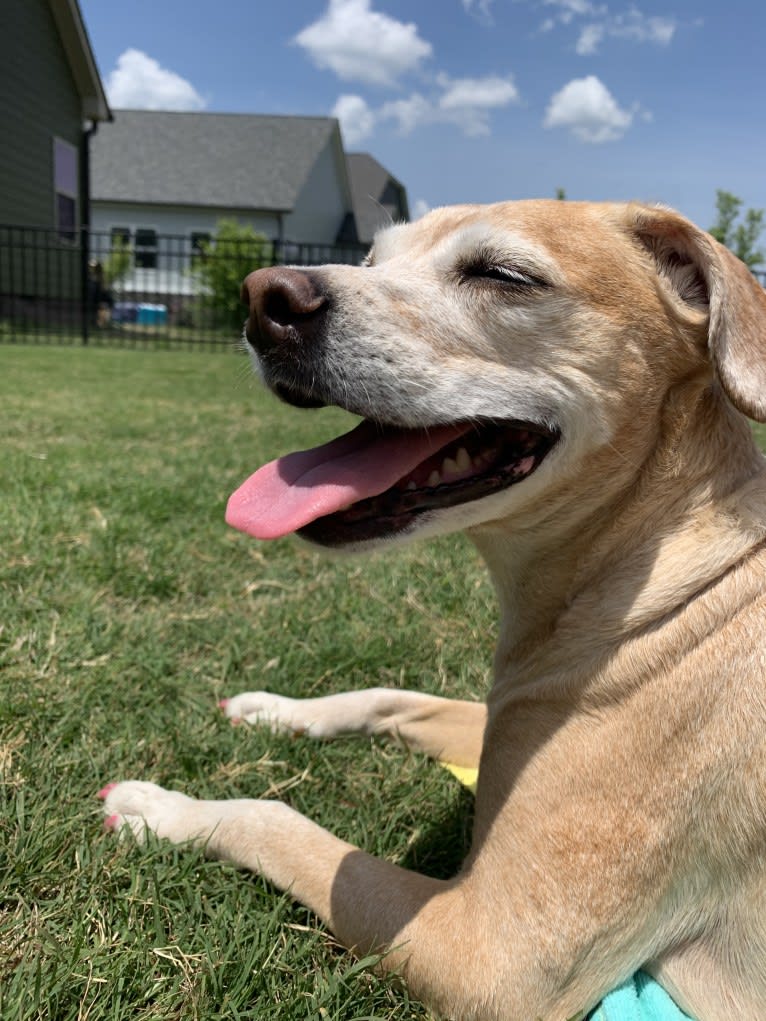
[230, 717, 241, 727]
[104, 814, 119, 830]
[218, 698, 229, 710]
[97, 784, 117, 800]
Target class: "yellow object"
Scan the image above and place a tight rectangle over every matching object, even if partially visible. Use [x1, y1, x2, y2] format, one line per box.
[439, 762, 479, 792]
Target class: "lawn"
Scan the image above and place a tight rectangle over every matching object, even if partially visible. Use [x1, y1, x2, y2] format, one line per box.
[0, 345, 491, 1020]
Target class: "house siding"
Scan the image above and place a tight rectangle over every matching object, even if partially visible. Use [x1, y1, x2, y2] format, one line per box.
[90, 203, 282, 247]
[0, 0, 83, 227]
[284, 138, 349, 244]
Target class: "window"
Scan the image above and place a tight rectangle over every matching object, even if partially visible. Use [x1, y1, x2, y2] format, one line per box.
[190, 231, 211, 256]
[110, 226, 131, 248]
[134, 228, 158, 269]
[53, 138, 78, 241]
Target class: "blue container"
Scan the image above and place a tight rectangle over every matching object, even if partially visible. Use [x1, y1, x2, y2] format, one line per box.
[136, 303, 168, 326]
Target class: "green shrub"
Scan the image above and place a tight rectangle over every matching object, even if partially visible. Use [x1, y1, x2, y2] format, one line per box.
[193, 220, 273, 333]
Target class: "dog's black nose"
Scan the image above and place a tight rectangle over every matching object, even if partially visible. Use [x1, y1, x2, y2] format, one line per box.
[241, 267, 327, 352]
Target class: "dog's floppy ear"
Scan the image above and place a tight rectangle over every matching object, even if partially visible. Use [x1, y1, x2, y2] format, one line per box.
[631, 204, 766, 422]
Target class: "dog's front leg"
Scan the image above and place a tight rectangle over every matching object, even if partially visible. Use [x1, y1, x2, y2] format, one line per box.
[100, 781, 365, 926]
[221, 688, 487, 768]
[100, 780, 585, 1021]
[101, 782, 470, 1013]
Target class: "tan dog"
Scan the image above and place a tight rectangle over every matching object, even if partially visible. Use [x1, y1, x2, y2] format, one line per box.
[101, 201, 766, 1021]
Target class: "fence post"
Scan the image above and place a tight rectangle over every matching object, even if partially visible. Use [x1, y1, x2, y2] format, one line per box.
[80, 225, 90, 346]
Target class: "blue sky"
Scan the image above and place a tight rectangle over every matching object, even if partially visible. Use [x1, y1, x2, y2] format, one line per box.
[79, 0, 764, 232]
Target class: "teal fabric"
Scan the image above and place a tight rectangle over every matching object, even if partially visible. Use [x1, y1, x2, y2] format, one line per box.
[587, 972, 694, 1021]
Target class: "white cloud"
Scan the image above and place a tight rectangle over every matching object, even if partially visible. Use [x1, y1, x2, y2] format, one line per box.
[544, 75, 634, 143]
[412, 198, 431, 219]
[544, 0, 604, 19]
[610, 11, 676, 46]
[332, 94, 376, 145]
[462, 0, 495, 22]
[294, 0, 432, 88]
[380, 92, 434, 134]
[105, 48, 206, 110]
[538, 2, 676, 53]
[438, 74, 520, 112]
[437, 73, 521, 135]
[576, 10, 676, 53]
[575, 23, 605, 55]
[379, 74, 520, 138]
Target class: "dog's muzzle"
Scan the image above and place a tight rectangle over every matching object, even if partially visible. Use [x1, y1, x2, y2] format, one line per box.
[233, 266, 559, 548]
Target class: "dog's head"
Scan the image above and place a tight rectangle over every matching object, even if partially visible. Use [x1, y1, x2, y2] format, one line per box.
[227, 201, 766, 552]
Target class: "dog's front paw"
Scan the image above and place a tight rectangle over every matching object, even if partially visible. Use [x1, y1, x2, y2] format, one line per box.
[99, 780, 199, 844]
[219, 691, 307, 733]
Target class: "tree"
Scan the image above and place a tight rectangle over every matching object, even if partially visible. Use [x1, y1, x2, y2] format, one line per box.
[709, 190, 764, 269]
[193, 219, 273, 332]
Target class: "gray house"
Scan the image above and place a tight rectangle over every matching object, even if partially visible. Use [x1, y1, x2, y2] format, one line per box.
[89, 110, 410, 289]
[91, 110, 355, 250]
[0, 0, 110, 232]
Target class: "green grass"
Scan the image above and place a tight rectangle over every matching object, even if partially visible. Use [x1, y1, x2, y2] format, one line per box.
[2, 323, 233, 352]
[0, 346, 491, 1020]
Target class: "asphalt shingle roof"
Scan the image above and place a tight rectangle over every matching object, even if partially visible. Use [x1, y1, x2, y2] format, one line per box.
[91, 110, 341, 211]
[346, 152, 409, 244]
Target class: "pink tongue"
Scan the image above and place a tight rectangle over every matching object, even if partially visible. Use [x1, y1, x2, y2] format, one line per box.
[226, 420, 468, 539]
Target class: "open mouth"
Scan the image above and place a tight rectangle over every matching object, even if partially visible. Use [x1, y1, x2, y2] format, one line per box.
[301, 419, 557, 544]
[226, 415, 559, 547]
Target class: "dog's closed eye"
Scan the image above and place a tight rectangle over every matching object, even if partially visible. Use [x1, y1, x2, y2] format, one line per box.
[458, 254, 550, 290]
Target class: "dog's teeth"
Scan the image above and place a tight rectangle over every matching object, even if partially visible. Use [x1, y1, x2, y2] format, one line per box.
[406, 480, 417, 491]
[428, 470, 441, 487]
[456, 447, 471, 472]
[443, 456, 459, 477]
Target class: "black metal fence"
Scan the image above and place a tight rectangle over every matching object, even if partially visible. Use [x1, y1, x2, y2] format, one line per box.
[3, 225, 765, 353]
[0, 225, 367, 351]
